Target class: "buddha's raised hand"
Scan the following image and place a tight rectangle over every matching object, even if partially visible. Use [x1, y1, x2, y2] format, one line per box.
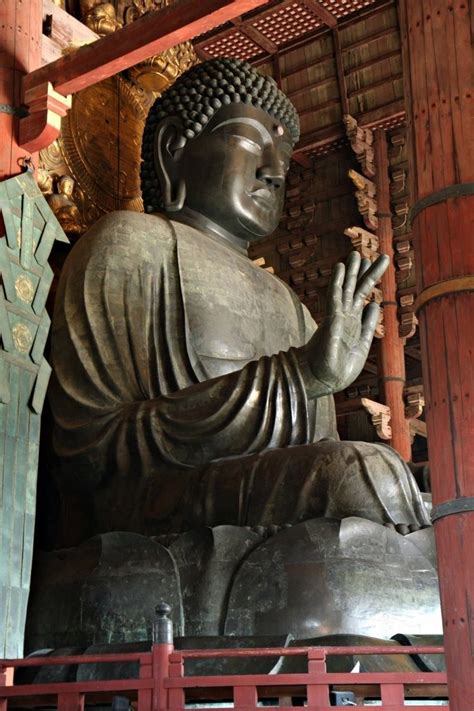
[298, 251, 389, 398]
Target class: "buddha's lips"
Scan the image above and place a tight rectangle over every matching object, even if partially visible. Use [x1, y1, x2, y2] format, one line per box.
[249, 188, 276, 207]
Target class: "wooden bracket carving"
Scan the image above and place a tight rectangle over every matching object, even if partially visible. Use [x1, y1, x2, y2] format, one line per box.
[344, 226, 379, 260]
[252, 256, 274, 274]
[361, 397, 392, 440]
[348, 169, 376, 197]
[409, 418, 427, 439]
[343, 114, 375, 178]
[404, 384, 425, 420]
[19, 82, 71, 153]
[398, 292, 418, 339]
[392, 201, 409, 231]
[374, 306, 385, 339]
[348, 168, 378, 230]
[390, 168, 407, 196]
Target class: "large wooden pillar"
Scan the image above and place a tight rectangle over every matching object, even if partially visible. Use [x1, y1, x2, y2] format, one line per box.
[399, 2, 473, 708]
[374, 128, 412, 461]
[0, 0, 42, 179]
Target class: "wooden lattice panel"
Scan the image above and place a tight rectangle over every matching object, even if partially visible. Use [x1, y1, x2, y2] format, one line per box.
[251, 2, 322, 47]
[320, 0, 378, 19]
[203, 30, 262, 62]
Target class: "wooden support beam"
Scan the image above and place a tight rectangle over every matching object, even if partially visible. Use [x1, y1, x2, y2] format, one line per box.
[280, 50, 334, 81]
[348, 72, 403, 99]
[293, 99, 405, 161]
[359, 99, 405, 128]
[293, 125, 346, 159]
[297, 97, 340, 118]
[273, 53, 282, 89]
[399, 1, 474, 706]
[231, 17, 278, 54]
[288, 74, 336, 101]
[300, 0, 337, 28]
[292, 153, 312, 168]
[342, 26, 397, 53]
[26, 0, 271, 97]
[374, 127, 412, 461]
[41, 0, 98, 65]
[332, 27, 349, 115]
[345, 48, 400, 77]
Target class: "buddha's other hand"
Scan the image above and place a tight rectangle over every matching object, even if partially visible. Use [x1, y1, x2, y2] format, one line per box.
[299, 251, 389, 398]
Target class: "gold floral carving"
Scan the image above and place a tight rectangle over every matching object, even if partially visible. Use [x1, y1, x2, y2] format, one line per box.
[15, 276, 35, 304]
[12, 324, 33, 353]
[123, 0, 196, 92]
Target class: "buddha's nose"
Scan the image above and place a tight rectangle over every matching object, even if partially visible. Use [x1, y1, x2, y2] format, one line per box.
[256, 158, 285, 190]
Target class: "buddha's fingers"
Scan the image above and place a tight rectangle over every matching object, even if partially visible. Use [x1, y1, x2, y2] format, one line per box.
[357, 256, 371, 282]
[353, 254, 389, 313]
[326, 261, 345, 316]
[342, 251, 361, 311]
[359, 301, 380, 354]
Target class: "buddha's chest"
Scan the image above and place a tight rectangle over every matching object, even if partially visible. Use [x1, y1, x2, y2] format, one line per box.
[176, 227, 304, 378]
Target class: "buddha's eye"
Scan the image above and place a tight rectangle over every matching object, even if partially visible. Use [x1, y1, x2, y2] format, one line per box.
[230, 135, 262, 155]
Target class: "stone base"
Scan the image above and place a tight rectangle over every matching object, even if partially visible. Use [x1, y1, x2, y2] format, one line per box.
[25, 518, 441, 653]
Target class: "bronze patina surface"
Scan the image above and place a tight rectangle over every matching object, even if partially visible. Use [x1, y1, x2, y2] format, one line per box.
[35, 59, 440, 645]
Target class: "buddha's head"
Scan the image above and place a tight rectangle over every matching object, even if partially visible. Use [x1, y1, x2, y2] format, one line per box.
[57, 175, 75, 198]
[141, 58, 300, 246]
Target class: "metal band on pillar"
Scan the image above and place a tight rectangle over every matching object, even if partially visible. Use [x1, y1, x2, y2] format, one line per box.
[415, 276, 474, 313]
[431, 497, 474, 523]
[0, 104, 28, 117]
[409, 182, 474, 224]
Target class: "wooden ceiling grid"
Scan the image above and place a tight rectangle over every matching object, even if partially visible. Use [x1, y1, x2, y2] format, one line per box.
[193, 0, 405, 160]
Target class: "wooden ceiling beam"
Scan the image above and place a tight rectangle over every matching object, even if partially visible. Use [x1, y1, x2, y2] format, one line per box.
[342, 26, 398, 53]
[231, 16, 278, 54]
[292, 152, 313, 168]
[26, 0, 272, 97]
[293, 124, 346, 157]
[273, 53, 282, 88]
[344, 48, 400, 77]
[288, 73, 336, 100]
[297, 96, 340, 117]
[332, 27, 349, 115]
[293, 98, 405, 159]
[41, 0, 98, 65]
[347, 71, 403, 98]
[299, 0, 338, 28]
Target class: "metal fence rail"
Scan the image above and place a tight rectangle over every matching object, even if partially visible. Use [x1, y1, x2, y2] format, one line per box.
[0, 643, 448, 711]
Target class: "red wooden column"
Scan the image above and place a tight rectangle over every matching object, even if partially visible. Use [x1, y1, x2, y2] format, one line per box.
[399, 2, 474, 709]
[0, 0, 42, 179]
[374, 127, 412, 461]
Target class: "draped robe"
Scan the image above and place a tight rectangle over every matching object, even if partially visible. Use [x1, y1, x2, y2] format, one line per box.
[49, 211, 430, 538]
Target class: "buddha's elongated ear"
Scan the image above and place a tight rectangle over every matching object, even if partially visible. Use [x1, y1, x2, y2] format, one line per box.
[153, 117, 187, 212]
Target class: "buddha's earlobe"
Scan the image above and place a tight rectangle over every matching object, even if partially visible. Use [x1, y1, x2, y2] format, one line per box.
[163, 177, 186, 212]
[154, 118, 187, 212]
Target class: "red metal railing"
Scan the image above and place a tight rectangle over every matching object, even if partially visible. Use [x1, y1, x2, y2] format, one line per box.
[0, 644, 448, 711]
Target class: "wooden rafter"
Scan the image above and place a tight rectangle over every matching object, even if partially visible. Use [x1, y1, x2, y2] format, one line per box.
[332, 27, 349, 115]
[299, 0, 337, 28]
[26, 0, 272, 97]
[273, 53, 282, 88]
[231, 16, 278, 54]
[41, 0, 98, 65]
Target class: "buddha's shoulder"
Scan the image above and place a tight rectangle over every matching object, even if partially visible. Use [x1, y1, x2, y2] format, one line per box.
[67, 211, 176, 268]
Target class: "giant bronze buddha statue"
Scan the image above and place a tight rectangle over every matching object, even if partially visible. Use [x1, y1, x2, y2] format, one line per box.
[27, 59, 440, 648]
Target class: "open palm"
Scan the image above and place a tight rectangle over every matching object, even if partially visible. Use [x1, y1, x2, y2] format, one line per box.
[303, 251, 389, 397]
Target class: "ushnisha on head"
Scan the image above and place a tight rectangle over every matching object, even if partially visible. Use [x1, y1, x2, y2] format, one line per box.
[141, 58, 300, 248]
